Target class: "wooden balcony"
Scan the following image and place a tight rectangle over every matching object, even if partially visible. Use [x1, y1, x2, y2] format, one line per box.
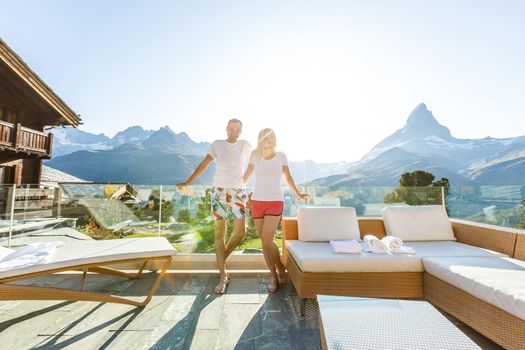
[0, 120, 53, 159]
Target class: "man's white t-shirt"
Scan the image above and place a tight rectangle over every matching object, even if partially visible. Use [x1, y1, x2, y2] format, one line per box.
[208, 139, 252, 188]
[249, 151, 288, 201]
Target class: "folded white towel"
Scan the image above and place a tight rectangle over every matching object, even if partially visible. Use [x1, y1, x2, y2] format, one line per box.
[362, 235, 388, 254]
[391, 246, 416, 254]
[381, 236, 403, 251]
[0, 242, 64, 272]
[330, 239, 362, 254]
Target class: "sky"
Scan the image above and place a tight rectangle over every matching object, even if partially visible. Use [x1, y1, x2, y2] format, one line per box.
[1, 0, 524, 162]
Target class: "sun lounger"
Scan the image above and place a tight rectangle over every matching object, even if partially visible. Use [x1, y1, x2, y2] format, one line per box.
[0, 237, 176, 307]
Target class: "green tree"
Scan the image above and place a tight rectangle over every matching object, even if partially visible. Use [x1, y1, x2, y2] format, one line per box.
[196, 188, 213, 220]
[177, 208, 192, 223]
[385, 170, 450, 209]
[134, 190, 174, 223]
[519, 200, 525, 230]
[399, 170, 436, 187]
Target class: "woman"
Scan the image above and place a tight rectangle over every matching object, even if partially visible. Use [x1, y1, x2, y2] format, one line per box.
[243, 128, 309, 292]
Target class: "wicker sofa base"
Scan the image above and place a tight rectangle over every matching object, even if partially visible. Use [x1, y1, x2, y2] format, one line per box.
[424, 273, 525, 350]
[286, 252, 424, 299]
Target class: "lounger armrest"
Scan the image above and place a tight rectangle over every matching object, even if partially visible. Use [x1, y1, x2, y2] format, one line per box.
[450, 219, 521, 257]
[281, 217, 298, 265]
[515, 234, 525, 261]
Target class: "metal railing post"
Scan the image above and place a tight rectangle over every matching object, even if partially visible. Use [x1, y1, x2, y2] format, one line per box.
[158, 185, 162, 237]
[23, 184, 29, 222]
[7, 185, 16, 248]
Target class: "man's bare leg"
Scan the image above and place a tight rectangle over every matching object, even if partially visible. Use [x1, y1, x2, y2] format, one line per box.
[224, 218, 246, 258]
[214, 219, 229, 294]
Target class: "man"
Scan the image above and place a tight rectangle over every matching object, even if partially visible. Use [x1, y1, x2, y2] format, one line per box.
[176, 119, 252, 294]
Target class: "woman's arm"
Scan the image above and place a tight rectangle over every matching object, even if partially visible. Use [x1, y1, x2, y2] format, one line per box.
[243, 164, 254, 183]
[283, 165, 309, 200]
[176, 154, 214, 189]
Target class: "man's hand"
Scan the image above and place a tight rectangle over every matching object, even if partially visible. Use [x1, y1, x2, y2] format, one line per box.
[176, 181, 189, 191]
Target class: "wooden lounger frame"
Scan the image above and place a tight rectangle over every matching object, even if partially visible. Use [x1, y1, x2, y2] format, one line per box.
[0, 255, 173, 307]
[425, 273, 525, 350]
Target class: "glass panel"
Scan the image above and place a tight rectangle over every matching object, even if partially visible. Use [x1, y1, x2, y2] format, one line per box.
[291, 185, 445, 215]
[2, 183, 522, 253]
[448, 185, 525, 228]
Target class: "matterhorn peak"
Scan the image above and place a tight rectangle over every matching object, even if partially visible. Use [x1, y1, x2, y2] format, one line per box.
[403, 103, 452, 139]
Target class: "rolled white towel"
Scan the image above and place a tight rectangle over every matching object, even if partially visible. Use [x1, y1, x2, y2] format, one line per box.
[381, 236, 403, 251]
[0, 242, 64, 272]
[330, 239, 362, 254]
[362, 235, 388, 254]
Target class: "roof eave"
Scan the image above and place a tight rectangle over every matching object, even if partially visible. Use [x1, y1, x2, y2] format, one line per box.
[0, 37, 81, 127]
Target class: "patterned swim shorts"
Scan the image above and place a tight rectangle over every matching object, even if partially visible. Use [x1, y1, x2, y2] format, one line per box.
[211, 187, 247, 220]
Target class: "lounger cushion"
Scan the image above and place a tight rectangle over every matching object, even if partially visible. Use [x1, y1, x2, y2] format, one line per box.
[286, 240, 506, 273]
[422, 256, 525, 321]
[0, 237, 176, 279]
[0, 246, 13, 260]
[298, 207, 360, 241]
[383, 205, 455, 241]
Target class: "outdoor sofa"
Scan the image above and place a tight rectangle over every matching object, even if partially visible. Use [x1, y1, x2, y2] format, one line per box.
[0, 237, 176, 307]
[282, 206, 525, 350]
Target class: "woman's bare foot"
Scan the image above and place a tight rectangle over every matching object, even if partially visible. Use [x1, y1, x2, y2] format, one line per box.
[214, 274, 229, 294]
[276, 267, 287, 285]
[267, 274, 278, 293]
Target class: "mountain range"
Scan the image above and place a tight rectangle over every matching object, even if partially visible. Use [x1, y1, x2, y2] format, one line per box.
[52, 126, 155, 157]
[46, 104, 525, 185]
[48, 126, 213, 184]
[312, 103, 525, 186]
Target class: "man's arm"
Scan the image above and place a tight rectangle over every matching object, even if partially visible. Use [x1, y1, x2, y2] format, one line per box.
[176, 154, 214, 189]
[243, 164, 254, 183]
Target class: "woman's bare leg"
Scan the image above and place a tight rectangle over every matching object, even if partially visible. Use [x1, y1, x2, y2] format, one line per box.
[260, 215, 283, 292]
[254, 218, 273, 276]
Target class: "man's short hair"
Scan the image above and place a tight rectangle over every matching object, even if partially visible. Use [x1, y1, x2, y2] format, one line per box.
[227, 118, 242, 127]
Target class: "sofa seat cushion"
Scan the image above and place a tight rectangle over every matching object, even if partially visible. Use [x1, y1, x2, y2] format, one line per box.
[383, 205, 455, 241]
[286, 241, 507, 273]
[422, 257, 525, 321]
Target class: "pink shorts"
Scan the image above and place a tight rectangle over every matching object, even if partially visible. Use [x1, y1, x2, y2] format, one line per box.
[251, 200, 284, 219]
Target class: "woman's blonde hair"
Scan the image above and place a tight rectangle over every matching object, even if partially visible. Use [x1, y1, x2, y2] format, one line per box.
[255, 128, 276, 160]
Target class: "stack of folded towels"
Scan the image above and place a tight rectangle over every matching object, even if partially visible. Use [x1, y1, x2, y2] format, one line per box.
[330, 235, 415, 254]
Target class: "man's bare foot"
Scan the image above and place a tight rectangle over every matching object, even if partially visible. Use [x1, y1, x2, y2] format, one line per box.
[214, 274, 229, 294]
[267, 275, 278, 293]
[276, 267, 287, 285]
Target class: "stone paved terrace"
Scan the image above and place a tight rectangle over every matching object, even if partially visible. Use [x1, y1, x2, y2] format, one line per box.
[0, 272, 502, 349]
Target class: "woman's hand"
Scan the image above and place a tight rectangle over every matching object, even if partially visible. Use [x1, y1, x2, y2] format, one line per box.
[296, 193, 310, 201]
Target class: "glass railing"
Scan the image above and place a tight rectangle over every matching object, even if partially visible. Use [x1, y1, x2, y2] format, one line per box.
[447, 185, 525, 228]
[0, 183, 523, 254]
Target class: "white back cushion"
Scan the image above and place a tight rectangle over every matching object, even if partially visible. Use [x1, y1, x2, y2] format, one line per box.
[382, 205, 455, 241]
[298, 207, 360, 241]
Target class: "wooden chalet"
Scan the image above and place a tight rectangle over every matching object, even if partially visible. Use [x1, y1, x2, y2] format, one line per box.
[0, 37, 81, 185]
